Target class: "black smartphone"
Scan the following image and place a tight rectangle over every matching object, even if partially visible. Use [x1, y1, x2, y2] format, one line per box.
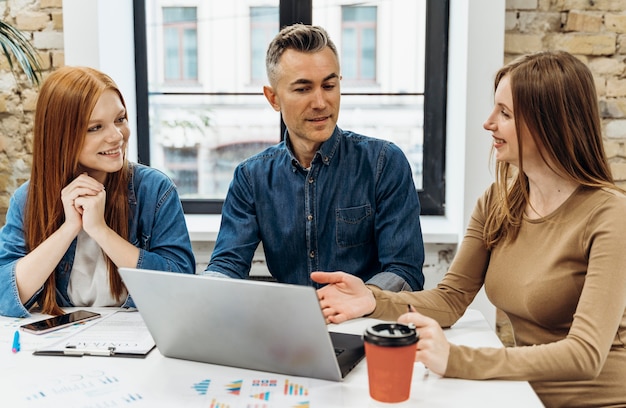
[20, 310, 101, 335]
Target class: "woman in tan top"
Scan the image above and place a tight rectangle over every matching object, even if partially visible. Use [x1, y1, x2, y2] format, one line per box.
[311, 50, 626, 408]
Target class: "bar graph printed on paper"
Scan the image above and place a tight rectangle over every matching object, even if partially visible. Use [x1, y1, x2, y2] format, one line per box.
[226, 380, 242, 395]
[192, 379, 211, 395]
[209, 398, 230, 408]
[283, 379, 308, 396]
[25, 372, 121, 400]
[26, 391, 46, 401]
[188, 377, 308, 406]
[252, 379, 277, 388]
[123, 393, 143, 403]
[100, 375, 119, 385]
[250, 391, 271, 401]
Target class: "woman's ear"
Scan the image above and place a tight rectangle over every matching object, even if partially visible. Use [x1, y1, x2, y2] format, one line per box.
[263, 85, 281, 112]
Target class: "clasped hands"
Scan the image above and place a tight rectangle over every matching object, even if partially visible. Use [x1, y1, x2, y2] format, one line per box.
[60, 173, 107, 236]
[312, 271, 450, 376]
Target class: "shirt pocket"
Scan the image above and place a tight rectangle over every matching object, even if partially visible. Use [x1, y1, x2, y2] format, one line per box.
[336, 204, 373, 248]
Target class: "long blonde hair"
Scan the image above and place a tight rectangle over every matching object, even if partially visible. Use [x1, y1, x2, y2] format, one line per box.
[25, 66, 130, 315]
[483, 51, 617, 249]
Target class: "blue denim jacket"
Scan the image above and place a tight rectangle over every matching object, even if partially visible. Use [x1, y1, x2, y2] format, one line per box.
[206, 127, 424, 291]
[0, 163, 195, 317]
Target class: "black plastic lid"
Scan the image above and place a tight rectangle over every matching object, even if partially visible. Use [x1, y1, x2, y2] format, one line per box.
[363, 323, 418, 347]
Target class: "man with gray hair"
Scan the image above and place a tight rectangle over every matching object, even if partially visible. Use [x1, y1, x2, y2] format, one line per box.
[205, 24, 425, 294]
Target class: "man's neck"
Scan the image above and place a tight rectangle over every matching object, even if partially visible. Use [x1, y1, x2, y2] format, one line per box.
[287, 138, 323, 169]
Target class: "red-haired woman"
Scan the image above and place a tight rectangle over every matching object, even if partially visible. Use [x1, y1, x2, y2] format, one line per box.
[0, 66, 195, 317]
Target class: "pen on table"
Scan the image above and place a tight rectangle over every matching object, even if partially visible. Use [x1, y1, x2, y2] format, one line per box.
[63, 345, 116, 356]
[12, 330, 20, 353]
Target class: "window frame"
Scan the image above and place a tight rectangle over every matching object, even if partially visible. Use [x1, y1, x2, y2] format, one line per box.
[133, 0, 449, 215]
[161, 6, 199, 84]
[340, 5, 378, 83]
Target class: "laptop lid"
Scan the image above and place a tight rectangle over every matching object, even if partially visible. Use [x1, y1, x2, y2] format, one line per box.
[118, 268, 364, 381]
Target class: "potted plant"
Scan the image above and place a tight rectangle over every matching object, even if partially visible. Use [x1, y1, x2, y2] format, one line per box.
[0, 19, 42, 85]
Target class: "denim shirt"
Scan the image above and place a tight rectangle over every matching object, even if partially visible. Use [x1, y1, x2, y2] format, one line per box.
[206, 127, 424, 291]
[0, 163, 195, 317]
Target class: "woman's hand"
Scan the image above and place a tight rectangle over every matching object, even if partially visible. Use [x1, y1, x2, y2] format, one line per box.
[60, 173, 105, 234]
[311, 271, 377, 324]
[398, 310, 450, 376]
[74, 188, 107, 237]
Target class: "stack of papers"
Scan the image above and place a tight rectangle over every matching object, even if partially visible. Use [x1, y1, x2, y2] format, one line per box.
[33, 310, 155, 357]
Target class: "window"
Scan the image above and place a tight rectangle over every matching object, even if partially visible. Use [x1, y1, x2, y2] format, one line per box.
[341, 6, 376, 83]
[134, 0, 448, 215]
[162, 7, 198, 83]
[250, 7, 279, 83]
[163, 147, 198, 195]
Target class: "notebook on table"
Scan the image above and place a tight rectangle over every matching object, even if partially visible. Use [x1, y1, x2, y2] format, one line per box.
[118, 267, 365, 381]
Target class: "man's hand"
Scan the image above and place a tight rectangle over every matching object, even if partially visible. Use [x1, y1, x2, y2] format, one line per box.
[311, 271, 377, 324]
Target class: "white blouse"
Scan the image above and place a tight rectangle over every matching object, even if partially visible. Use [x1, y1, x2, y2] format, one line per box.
[67, 230, 126, 307]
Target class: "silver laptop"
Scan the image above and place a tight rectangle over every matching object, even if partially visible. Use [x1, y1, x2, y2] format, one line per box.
[118, 268, 365, 381]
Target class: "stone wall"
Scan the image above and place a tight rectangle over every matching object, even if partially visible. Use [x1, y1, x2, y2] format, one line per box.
[1, 0, 626, 223]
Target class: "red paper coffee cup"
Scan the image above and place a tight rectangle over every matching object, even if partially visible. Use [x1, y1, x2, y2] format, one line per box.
[363, 322, 418, 403]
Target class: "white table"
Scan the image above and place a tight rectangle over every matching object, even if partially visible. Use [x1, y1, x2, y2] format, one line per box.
[0, 308, 543, 407]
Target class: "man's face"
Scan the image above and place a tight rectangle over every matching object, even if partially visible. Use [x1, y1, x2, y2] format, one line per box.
[263, 47, 341, 152]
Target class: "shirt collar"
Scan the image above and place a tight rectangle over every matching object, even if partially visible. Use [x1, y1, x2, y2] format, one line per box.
[285, 126, 341, 170]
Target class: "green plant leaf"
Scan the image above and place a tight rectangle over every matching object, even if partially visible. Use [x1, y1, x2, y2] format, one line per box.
[0, 20, 43, 86]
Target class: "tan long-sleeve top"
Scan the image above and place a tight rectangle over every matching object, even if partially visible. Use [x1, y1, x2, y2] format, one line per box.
[369, 184, 626, 408]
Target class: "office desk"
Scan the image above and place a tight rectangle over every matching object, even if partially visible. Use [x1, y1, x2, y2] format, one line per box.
[0, 308, 543, 407]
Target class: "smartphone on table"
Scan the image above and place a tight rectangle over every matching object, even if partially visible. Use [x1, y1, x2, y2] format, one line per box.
[20, 310, 101, 335]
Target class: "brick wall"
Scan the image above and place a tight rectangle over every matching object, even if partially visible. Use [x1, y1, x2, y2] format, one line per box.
[0, 0, 63, 222]
[505, 0, 626, 185]
[1, 0, 626, 222]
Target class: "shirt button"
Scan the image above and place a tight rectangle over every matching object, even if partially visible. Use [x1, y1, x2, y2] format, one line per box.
[308, 178, 314, 184]
[309, 251, 315, 258]
[307, 215, 313, 221]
